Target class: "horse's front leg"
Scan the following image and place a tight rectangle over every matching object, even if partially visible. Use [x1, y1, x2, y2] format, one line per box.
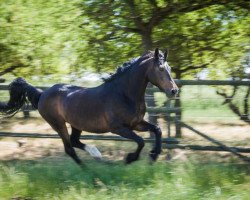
[135, 120, 162, 161]
[111, 127, 145, 164]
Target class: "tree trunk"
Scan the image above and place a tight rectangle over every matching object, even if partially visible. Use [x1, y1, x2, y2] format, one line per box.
[141, 29, 153, 51]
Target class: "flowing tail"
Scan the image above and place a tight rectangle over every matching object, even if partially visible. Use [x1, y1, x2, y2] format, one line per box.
[0, 77, 43, 117]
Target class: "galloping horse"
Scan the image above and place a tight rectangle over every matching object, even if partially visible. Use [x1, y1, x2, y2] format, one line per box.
[0, 48, 178, 165]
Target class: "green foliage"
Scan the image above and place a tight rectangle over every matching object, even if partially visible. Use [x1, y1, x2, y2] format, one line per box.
[0, 0, 249, 80]
[81, 1, 250, 78]
[0, 159, 249, 199]
[155, 5, 249, 79]
[0, 0, 86, 80]
[80, 1, 142, 72]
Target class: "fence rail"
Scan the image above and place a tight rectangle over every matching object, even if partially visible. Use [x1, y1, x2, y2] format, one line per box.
[0, 132, 179, 144]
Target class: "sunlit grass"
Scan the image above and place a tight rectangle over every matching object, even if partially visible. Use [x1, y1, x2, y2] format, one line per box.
[0, 158, 249, 200]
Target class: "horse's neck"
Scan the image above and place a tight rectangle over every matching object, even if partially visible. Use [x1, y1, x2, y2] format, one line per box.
[120, 63, 149, 103]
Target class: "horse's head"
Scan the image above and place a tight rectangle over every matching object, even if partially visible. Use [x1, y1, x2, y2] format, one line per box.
[147, 48, 179, 98]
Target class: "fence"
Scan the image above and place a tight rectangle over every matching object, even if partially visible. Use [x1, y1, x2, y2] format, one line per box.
[0, 80, 250, 161]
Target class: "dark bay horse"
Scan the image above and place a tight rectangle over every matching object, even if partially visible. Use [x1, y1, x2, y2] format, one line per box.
[0, 48, 178, 164]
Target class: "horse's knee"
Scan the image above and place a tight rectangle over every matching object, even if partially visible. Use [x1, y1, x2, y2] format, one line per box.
[155, 126, 162, 136]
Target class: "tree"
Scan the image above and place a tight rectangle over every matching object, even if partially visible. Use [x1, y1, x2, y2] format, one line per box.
[0, 0, 86, 82]
[0, 43, 25, 82]
[81, 0, 249, 78]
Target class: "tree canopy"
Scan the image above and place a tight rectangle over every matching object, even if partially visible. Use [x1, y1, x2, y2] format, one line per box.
[0, 0, 249, 80]
[0, 0, 86, 81]
[81, 0, 250, 79]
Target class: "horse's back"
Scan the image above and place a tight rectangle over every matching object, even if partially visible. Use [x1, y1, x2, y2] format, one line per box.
[39, 83, 83, 102]
[38, 84, 84, 119]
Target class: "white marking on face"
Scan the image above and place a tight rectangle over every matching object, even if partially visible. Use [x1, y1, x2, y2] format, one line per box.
[165, 61, 171, 72]
[85, 144, 102, 159]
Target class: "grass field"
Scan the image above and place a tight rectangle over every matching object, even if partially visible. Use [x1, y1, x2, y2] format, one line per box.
[0, 157, 249, 200]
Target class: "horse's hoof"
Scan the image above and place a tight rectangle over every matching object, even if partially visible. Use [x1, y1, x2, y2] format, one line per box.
[149, 152, 159, 161]
[125, 153, 139, 164]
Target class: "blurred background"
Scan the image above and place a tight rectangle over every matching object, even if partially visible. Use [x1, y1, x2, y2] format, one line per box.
[0, 0, 250, 199]
[0, 0, 249, 82]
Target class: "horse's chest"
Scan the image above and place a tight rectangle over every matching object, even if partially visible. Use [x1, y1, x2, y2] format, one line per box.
[108, 97, 146, 128]
[128, 103, 146, 125]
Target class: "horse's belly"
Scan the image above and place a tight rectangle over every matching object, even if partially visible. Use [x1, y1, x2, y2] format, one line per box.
[76, 117, 109, 133]
[64, 108, 110, 133]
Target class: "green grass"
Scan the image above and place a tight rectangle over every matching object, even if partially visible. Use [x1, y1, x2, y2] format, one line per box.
[0, 158, 249, 200]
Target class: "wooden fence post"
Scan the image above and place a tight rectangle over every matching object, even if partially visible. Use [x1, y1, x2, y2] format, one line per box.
[164, 99, 171, 137]
[175, 87, 182, 138]
[146, 84, 157, 139]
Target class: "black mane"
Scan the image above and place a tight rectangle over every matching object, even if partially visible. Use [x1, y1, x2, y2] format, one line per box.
[103, 57, 140, 82]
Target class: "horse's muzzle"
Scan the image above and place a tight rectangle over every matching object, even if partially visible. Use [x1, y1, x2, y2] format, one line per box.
[165, 88, 178, 98]
[171, 89, 179, 95]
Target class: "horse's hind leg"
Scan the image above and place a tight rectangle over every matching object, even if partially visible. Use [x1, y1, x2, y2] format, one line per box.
[70, 126, 85, 149]
[70, 126, 102, 160]
[47, 121, 82, 164]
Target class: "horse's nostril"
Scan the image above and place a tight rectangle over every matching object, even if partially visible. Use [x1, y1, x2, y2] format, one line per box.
[171, 89, 178, 95]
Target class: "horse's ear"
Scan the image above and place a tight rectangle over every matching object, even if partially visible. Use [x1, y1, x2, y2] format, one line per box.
[164, 49, 169, 61]
[154, 48, 159, 59]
